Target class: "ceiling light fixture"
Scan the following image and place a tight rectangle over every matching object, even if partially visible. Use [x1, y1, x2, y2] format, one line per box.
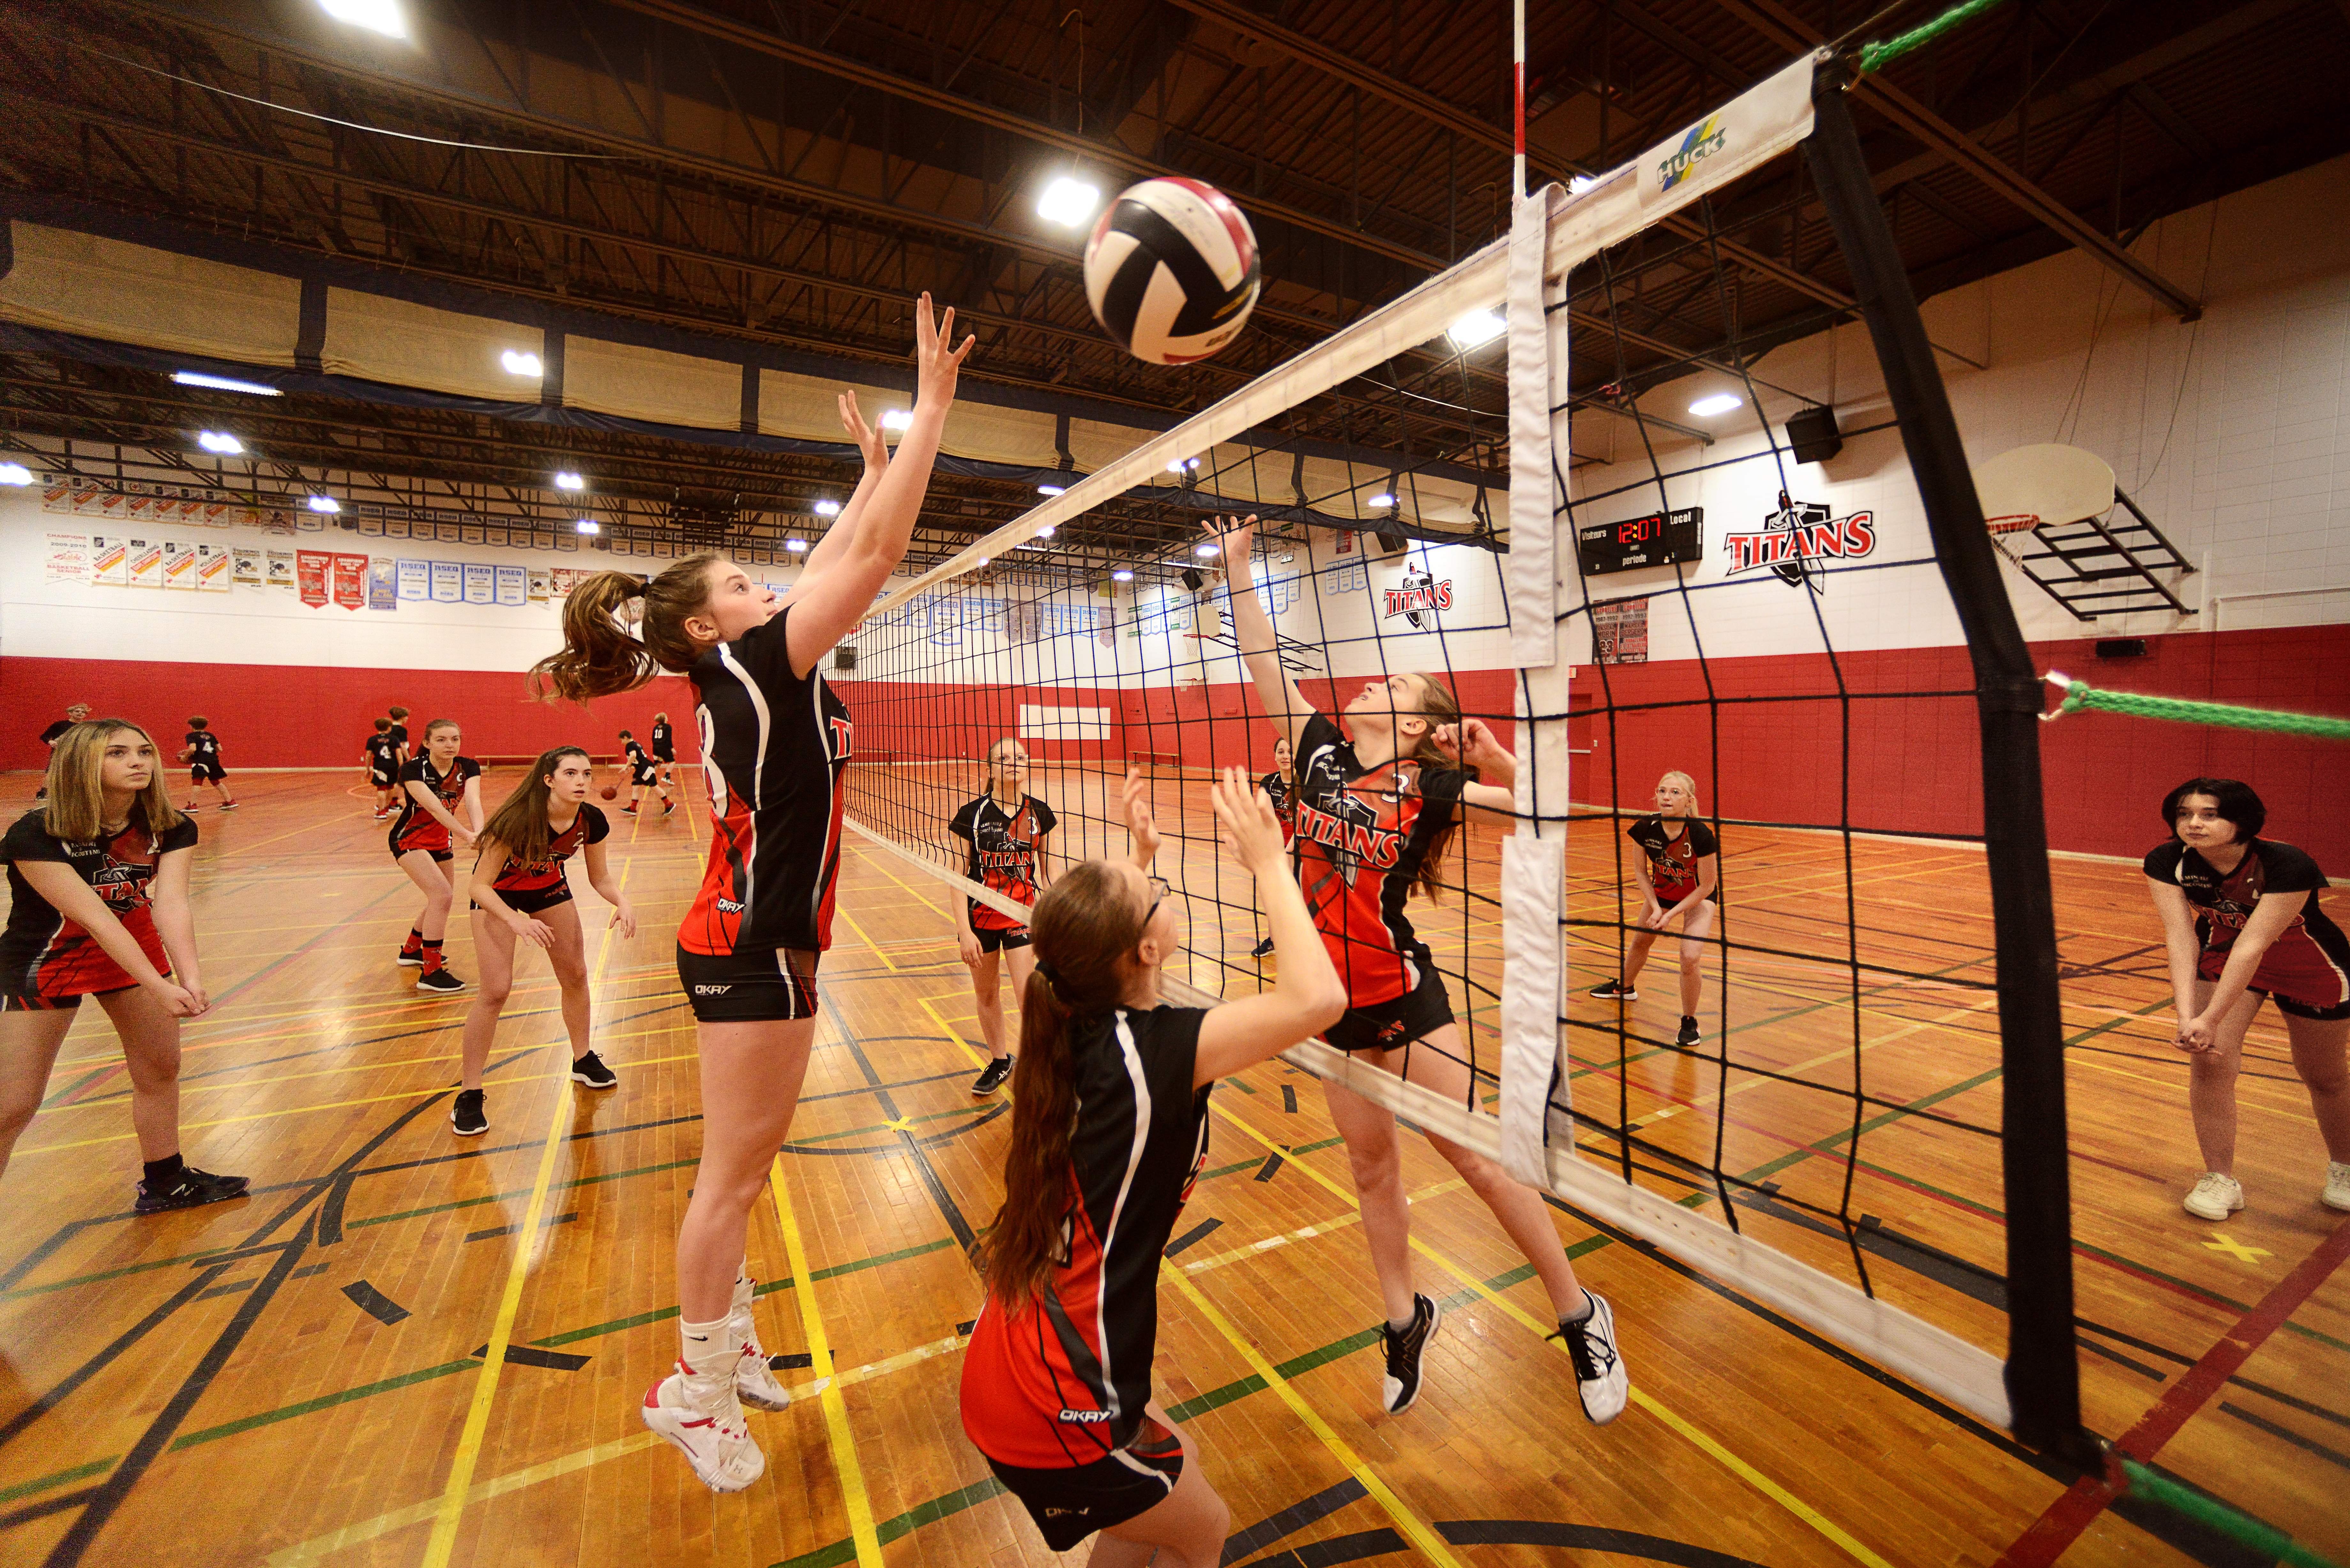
[173, 370, 280, 396]
[1367, 492, 1397, 509]
[880, 409, 913, 431]
[197, 430, 243, 455]
[1689, 393, 1744, 417]
[1037, 523, 1056, 537]
[1569, 173, 1601, 195]
[500, 349, 542, 377]
[1036, 176, 1102, 227]
[574, 517, 600, 535]
[1165, 458, 1199, 475]
[812, 498, 842, 516]
[319, 0, 407, 39]
[306, 494, 341, 514]
[553, 470, 585, 491]
[1037, 484, 1066, 497]
[1111, 568, 1134, 582]
[1195, 543, 1220, 558]
[0, 463, 34, 486]
[785, 538, 808, 553]
[1446, 309, 1505, 349]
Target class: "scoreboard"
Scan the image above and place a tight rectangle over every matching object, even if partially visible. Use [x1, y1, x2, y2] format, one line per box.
[1575, 507, 1703, 575]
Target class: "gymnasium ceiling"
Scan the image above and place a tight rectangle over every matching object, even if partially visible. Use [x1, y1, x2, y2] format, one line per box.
[1, 0, 2345, 570]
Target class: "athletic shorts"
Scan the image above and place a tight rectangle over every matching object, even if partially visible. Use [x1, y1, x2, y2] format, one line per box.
[1325, 960, 1455, 1055]
[968, 910, 1031, 954]
[190, 763, 225, 784]
[983, 1421, 1184, 1553]
[631, 768, 660, 788]
[2200, 947, 2350, 1021]
[652, 747, 675, 764]
[392, 845, 454, 866]
[369, 767, 397, 788]
[2, 979, 137, 1013]
[2255, 987, 2350, 1022]
[474, 886, 573, 916]
[1, 916, 171, 1010]
[677, 945, 820, 1023]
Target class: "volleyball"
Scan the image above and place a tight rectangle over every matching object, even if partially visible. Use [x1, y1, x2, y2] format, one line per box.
[1082, 177, 1260, 364]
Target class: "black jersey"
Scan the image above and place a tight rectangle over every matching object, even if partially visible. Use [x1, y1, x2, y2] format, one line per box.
[364, 734, 399, 776]
[490, 805, 609, 896]
[1290, 712, 1465, 1006]
[1627, 815, 1719, 905]
[625, 741, 659, 787]
[386, 723, 409, 755]
[389, 755, 481, 855]
[650, 720, 675, 762]
[2145, 838, 2350, 1010]
[961, 1005, 1209, 1468]
[1259, 768, 1294, 834]
[1, 807, 197, 999]
[185, 730, 222, 766]
[948, 794, 1058, 931]
[40, 720, 73, 746]
[682, 605, 852, 955]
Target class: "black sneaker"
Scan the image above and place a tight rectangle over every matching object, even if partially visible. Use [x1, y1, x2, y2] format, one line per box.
[1379, 1293, 1442, 1413]
[451, 1089, 489, 1136]
[1251, 936, 1275, 958]
[1676, 1015, 1701, 1047]
[1547, 1290, 1628, 1424]
[416, 967, 466, 993]
[570, 1050, 618, 1089]
[395, 947, 424, 968]
[661, 801, 676, 816]
[134, 1166, 250, 1214]
[971, 1056, 1013, 1096]
[1588, 979, 1637, 1000]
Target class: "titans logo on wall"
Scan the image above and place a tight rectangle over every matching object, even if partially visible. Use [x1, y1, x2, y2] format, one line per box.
[1382, 562, 1453, 628]
[1722, 493, 1877, 589]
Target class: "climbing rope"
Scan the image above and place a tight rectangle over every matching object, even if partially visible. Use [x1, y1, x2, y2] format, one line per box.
[2042, 672, 2350, 738]
[1856, 0, 2016, 75]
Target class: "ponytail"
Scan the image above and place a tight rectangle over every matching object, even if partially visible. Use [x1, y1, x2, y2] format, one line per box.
[1406, 672, 1465, 903]
[530, 554, 724, 703]
[977, 861, 1146, 1311]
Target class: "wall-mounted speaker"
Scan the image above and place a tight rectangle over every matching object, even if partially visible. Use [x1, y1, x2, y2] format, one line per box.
[1374, 525, 1409, 556]
[1785, 405, 1843, 464]
[2094, 637, 2148, 659]
[1180, 568, 1205, 591]
[833, 644, 857, 671]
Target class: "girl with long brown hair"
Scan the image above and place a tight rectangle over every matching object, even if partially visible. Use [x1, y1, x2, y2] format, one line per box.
[533, 294, 972, 1493]
[449, 746, 638, 1138]
[960, 767, 1344, 1565]
[1213, 511, 1631, 1425]
[388, 718, 483, 994]
[0, 721, 247, 1210]
[1588, 770, 1720, 1050]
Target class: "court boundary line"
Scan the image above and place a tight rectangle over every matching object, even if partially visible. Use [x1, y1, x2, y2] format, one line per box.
[770, 1152, 886, 1565]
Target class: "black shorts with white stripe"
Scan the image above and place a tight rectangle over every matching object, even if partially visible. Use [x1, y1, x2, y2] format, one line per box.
[676, 944, 821, 1023]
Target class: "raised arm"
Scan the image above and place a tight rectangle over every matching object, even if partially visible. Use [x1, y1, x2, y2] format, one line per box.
[1208, 515, 1317, 751]
[1119, 767, 1161, 872]
[1427, 716, 1521, 826]
[1193, 769, 1347, 1086]
[785, 293, 974, 678]
[782, 393, 891, 600]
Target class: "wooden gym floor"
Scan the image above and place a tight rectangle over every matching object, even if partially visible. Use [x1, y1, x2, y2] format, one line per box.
[0, 763, 2343, 1567]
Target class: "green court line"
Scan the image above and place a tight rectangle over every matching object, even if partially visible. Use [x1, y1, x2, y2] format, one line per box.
[790, 1103, 996, 1147]
[0, 1455, 117, 1504]
[169, 1359, 481, 1450]
[346, 1156, 702, 1231]
[0, 1246, 239, 1303]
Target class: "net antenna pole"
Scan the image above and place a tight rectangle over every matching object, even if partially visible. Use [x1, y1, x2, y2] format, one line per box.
[1803, 56, 2096, 1471]
[1511, 0, 1527, 200]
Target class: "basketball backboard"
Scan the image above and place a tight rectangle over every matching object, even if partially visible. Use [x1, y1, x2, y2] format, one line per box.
[1972, 443, 2116, 535]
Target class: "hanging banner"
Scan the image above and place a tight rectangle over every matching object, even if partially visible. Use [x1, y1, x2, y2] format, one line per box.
[196, 542, 232, 592]
[484, 524, 509, 547]
[295, 550, 331, 607]
[44, 533, 89, 584]
[494, 564, 527, 607]
[333, 552, 368, 610]
[430, 561, 463, 603]
[383, 517, 410, 540]
[527, 568, 550, 602]
[357, 516, 383, 537]
[463, 562, 495, 605]
[1591, 597, 1650, 664]
[233, 547, 263, 586]
[89, 534, 129, 585]
[397, 559, 430, 601]
[368, 556, 398, 611]
[127, 539, 163, 588]
[163, 539, 201, 591]
[459, 524, 485, 546]
[267, 549, 297, 591]
[435, 523, 462, 543]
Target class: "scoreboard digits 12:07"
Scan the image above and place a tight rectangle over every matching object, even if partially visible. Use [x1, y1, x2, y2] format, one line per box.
[1575, 507, 1703, 575]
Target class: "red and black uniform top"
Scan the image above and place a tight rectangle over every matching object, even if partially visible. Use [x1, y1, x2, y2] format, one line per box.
[961, 1005, 1209, 1468]
[1626, 815, 1719, 906]
[0, 806, 197, 1003]
[947, 794, 1058, 931]
[682, 605, 853, 955]
[488, 804, 610, 898]
[1289, 712, 1465, 1006]
[388, 755, 481, 856]
[2144, 838, 2350, 1011]
[1259, 767, 1295, 840]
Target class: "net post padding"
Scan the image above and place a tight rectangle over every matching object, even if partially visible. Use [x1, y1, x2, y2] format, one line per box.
[843, 811, 2012, 1430]
[1804, 61, 2091, 1468]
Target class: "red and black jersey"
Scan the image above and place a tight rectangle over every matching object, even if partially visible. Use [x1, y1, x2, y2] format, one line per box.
[363, 733, 399, 778]
[947, 794, 1058, 931]
[2145, 838, 2350, 1010]
[489, 804, 610, 896]
[961, 1005, 1209, 1469]
[1259, 769, 1295, 838]
[1289, 712, 1464, 1007]
[0, 807, 196, 1000]
[388, 755, 481, 855]
[1627, 815, 1719, 905]
[682, 605, 853, 955]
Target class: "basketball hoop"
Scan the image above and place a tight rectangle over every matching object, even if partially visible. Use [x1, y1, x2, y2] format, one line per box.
[1973, 444, 2117, 539]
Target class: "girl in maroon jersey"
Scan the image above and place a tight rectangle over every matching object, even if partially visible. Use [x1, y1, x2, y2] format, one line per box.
[1588, 770, 1719, 1050]
[0, 721, 247, 1211]
[1215, 512, 1629, 1426]
[531, 294, 971, 1493]
[2144, 777, 2350, 1220]
[961, 768, 1343, 1564]
[948, 737, 1057, 1096]
[449, 746, 638, 1137]
[389, 719, 484, 994]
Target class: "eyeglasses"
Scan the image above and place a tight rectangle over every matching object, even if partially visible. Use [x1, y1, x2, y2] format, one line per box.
[1143, 875, 1171, 925]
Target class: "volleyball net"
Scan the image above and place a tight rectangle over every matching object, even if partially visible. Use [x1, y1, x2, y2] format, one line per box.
[832, 50, 2089, 1464]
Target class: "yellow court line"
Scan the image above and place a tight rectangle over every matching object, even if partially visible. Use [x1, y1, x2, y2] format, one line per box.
[1204, 1096, 1899, 1568]
[1162, 1264, 1468, 1568]
[1632, 992, 1998, 1128]
[769, 1153, 886, 1567]
[420, 858, 632, 1567]
[834, 907, 902, 975]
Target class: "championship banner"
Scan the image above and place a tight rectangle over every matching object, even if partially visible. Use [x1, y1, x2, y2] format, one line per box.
[367, 557, 398, 611]
[527, 569, 550, 602]
[383, 517, 410, 540]
[333, 552, 368, 610]
[44, 533, 89, 584]
[90, 534, 129, 585]
[430, 561, 463, 602]
[460, 524, 485, 546]
[267, 549, 296, 591]
[296, 549, 332, 608]
[463, 562, 495, 605]
[397, 558, 430, 600]
[162, 539, 198, 590]
[233, 547, 263, 586]
[435, 523, 461, 543]
[494, 564, 527, 607]
[358, 516, 383, 537]
[484, 524, 509, 547]
[196, 542, 232, 592]
[127, 539, 163, 588]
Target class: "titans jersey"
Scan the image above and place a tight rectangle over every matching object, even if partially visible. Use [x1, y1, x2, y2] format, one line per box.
[682, 606, 853, 954]
[2145, 838, 2350, 1010]
[1290, 712, 1464, 1006]
[961, 1006, 1208, 1468]
[1627, 815, 1719, 904]
[490, 804, 610, 896]
[1, 808, 197, 1000]
[1259, 768, 1294, 838]
[947, 794, 1057, 931]
[389, 756, 481, 855]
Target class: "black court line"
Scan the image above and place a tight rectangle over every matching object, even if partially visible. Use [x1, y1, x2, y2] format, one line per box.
[1253, 1154, 1284, 1183]
[464, 1211, 579, 1243]
[1439, 1521, 1766, 1565]
[1233, 1526, 1407, 1565]
[341, 1279, 411, 1325]
[772, 1352, 815, 1370]
[1281, 1084, 1298, 1113]
[0, 1263, 233, 1450]
[819, 983, 982, 1253]
[468, 1344, 589, 1373]
[1218, 1477, 1367, 1562]
[1166, 1218, 1224, 1258]
[0, 1487, 102, 1531]
[194, 1279, 255, 1302]
[2216, 1403, 2350, 1472]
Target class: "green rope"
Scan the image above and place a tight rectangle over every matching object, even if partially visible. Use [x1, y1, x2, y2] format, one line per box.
[2045, 673, 2350, 739]
[2117, 1459, 2344, 1568]
[1856, 0, 2015, 74]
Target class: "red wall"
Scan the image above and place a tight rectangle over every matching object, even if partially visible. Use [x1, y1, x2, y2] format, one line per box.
[3, 657, 697, 768]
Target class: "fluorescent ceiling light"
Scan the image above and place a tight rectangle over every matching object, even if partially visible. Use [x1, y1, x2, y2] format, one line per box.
[174, 370, 279, 396]
[1036, 523, 1056, 537]
[1569, 174, 1601, 195]
[1446, 309, 1505, 349]
[812, 498, 842, 516]
[1195, 543, 1220, 558]
[785, 538, 807, 553]
[880, 409, 913, 431]
[574, 518, 600, 535]
[1111, 569, 1134, 582]
[306, 494, 341, 514]
[197, 430, 243, 455]
[0, 463, 33, 486]
[500, 349, 542, 377]
[1036, 484, 1066, 497]
[1165, 458, 1199, 474]
[1688, 393, 1744, 417]
[553, 470, 585, 491]
[1367, 492, 1397, 508]
[319, 0, 407, 39]
[1037, 176, 1102, 227]
[975, 556, 990, 567]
